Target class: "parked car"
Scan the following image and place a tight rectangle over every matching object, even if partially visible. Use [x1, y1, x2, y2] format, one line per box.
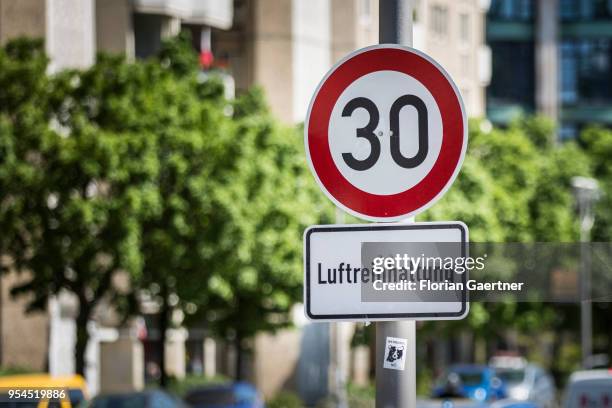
[0, 374, 88, 408]
[432, 364, 506, 402]
[563, 369, 612, 408]
[184, 382, 264, 408]
[90, 390, 186, 408]
[490, 357, 556, 408]
[490, 400, 541, 408]
[416, 399, 488, 408]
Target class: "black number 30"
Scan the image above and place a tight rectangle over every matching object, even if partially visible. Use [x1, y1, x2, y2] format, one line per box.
[341, 95, 428, 171]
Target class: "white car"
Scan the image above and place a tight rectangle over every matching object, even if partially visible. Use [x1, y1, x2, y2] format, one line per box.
[563, 370, 612, 408]
[490, 356, 556, 408]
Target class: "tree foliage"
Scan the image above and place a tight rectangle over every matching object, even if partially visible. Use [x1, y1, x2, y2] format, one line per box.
[0, 35, 333, 380]
[423, 117, 589, 242]
[198, 88, 334, 343]
[420, 116, 591, 368]
[581, 126, 612, 241]
[0, 38, 157, 374]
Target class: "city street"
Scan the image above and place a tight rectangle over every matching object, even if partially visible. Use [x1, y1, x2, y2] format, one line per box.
[0, 0, 612, 407]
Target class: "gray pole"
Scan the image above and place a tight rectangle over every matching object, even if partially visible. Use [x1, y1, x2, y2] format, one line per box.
[376, 7, 416, 407]
[379, 0, 414, 45]
[578, 195, 594, 369]
[580, 229, 592, 368]
[572, 176, 599, 368]
[331, 208, 349, 408]
[376, 314, 417, 408]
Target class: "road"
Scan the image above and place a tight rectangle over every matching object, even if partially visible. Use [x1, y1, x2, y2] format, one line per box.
[417, 399, 491, 408]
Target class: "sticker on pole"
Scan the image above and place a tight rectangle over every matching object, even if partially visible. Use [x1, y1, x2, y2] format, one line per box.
[383, 337, 408, 371]
[304, 44, 467, 222]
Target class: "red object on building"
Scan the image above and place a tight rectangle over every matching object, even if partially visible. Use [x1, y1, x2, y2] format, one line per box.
[199, 50, 214, 69]
[199, 28, 214, 69]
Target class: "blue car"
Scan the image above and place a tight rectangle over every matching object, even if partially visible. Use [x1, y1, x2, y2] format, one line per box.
[90, 390, 188, 408]
[184, 382, 264, 408]
[432, 364, 506, 401]
[490, 400, 541, 408]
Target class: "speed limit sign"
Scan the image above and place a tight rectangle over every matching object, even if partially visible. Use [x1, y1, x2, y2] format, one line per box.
[305, 44, 467, 221]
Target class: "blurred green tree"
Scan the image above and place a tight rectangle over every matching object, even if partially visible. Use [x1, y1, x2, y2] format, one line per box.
[579, 126, 612, 360]
[0, 35, 333, 382]
[0, 38, 158, 375]
[60, 33, 333, 382]
[420, 116, 591, 374]
[62, 39, 229, 385]
[581, 126, 612, 241]
[191, 88, 334, 379]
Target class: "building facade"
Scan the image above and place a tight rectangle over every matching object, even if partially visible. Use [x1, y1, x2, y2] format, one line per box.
[0, 0, 233, 395]
[95, 0, 232, 59]
[413, 0, 491, 118]
[212, 0, 379, 123]
[0, 0, 95, 71]
[487, 0, 612, 139]
[0, 0, 96, 379]
[214, 0, 490, 123]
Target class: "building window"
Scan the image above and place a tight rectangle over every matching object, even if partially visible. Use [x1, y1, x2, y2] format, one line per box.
[560, 39, 612, 105]
[561, 0, 612, 21]
[359, 0, 372, 23]
[488, 0, 534, 21]
[430, 4, 448, 36]
[461, 88, 471, 108]
[559, 123, 579, 140]
[460, 13, 470, 43]
[560, 43, 578, 104]
[487, 41, 535, 109]
[461, 54, 471, 77]
[134, 13, 165, 59]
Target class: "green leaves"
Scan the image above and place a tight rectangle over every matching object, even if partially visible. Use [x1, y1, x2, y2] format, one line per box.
[0, 34, 334, 343]
[581, 126, 612, 241]
[423, 116, 590, 242]
[420, 116, 593, 347]
[197, 90, 334, 338]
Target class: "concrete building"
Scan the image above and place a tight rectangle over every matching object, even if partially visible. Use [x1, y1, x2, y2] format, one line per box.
[0, 0, 96, 381]
[487, 0, 612, 139]
[0, 0, 233, 395]
[213, 0, 490, 123]
[95, 0, 232, 59]
[0, 0, 95, 71]
[212, 0, 379, 123]
[0, 271, 48, 371]
[413, 0, 492, 117]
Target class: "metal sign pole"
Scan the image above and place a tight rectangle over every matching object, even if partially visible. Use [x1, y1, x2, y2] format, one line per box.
[377, 1, 417, 407]
[375, 223, 417, 408]
[332, 208, 349, 408]
[376, 315, 417, 407]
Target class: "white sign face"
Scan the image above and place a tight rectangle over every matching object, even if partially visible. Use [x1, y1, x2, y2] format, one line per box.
[303, 222, 469, 321]
[328, 70, 443, 195]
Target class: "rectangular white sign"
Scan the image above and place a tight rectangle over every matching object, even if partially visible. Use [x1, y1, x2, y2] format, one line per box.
[303, 222, 469, 321]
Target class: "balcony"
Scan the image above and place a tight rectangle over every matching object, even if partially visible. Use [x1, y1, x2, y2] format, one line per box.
[487, 21, 534, 41]
[133, 0, 233, 29]
[562, 105, 612, 125]
[562, 21, 612, 38]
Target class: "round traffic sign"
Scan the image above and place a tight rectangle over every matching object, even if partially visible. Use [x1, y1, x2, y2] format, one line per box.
[305, 44, 467, 222]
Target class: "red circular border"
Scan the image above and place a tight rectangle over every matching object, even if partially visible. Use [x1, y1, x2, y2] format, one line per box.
[307, 46, 465, 219]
